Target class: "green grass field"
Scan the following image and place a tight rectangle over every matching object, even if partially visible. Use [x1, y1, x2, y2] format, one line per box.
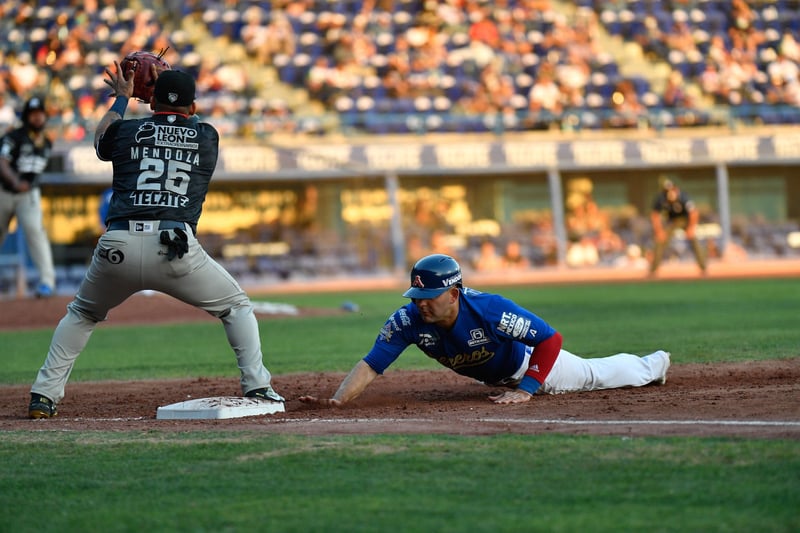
[2, 277, 799, 532]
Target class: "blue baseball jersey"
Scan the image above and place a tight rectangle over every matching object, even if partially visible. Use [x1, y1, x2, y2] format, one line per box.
[364, 287, 557, 384]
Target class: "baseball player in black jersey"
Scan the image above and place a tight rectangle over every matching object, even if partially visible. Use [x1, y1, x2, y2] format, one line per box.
[27, 66, 283, 418]
[0, 96, 56, 297]
[649, 178, 707, 277]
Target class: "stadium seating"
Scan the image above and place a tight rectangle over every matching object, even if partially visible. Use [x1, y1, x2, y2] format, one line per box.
[1, 0, 798, 137]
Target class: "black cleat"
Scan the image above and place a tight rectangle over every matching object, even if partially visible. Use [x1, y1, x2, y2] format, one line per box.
[245, 386, 285, 402]
[29, 393, 58, 419]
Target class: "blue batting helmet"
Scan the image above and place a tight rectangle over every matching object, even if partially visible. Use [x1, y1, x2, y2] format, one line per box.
[402, 254, 462, 299]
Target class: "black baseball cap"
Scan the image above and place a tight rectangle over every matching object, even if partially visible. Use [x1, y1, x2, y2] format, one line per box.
[154, 70, 195, 106]
[23, 96, 46, 117]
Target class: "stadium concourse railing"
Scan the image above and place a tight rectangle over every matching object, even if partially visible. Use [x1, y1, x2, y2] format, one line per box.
[310, 104, 799, 135]
[328, 103, 800, 136]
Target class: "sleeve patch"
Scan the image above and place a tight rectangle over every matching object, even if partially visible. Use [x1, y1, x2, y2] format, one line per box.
[378, 324, 393, 342]
[379, 309, 408, 342]
[497, 312, 531, 339]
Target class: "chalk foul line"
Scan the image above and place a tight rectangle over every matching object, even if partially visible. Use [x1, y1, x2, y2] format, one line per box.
[277, 417, 800, 428]
[55, 417, 800, 428]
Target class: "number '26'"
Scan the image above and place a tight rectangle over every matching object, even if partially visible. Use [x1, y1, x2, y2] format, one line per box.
[137, 158, 191, 195]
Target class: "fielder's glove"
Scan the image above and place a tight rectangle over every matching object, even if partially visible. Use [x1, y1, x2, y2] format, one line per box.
[160, 228, 189, 261]
[119, 49, 171, 102]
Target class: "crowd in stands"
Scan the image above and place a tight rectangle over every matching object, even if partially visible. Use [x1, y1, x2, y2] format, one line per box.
[0, 0, 799, 138]
[265, 0, 800, 132]
[212, 0, 800, 132]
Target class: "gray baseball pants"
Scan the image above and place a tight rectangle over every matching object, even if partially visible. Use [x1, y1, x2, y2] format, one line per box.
[30, 221, 273, 403]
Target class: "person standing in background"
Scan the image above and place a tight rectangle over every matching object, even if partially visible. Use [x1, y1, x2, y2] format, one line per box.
[0, 95, 56, 297]
[649, 178, 707, 277]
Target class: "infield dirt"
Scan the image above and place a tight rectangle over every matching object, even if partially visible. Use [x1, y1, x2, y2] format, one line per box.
[2, 259, 798, 439]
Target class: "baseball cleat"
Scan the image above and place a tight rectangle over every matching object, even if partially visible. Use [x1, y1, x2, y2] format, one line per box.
[29, 393, 58, 419]
[245, 385, 285, 403]
[35, 284, 54, 298]
[654, 351, 671, 385]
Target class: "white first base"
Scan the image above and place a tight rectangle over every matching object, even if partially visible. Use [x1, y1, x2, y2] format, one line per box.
[156, 397, 285, 420]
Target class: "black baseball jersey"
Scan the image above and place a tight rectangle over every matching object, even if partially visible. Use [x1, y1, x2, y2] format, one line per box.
[652, 189, 695, 221]
[0, 126, 53, 192]
[96, 112, 219, 233]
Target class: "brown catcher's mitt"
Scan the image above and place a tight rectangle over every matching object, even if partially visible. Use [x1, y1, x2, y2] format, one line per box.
[120, 49, 171, 102]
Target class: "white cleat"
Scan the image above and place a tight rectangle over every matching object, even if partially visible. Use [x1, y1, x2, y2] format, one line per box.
[653, 350, 670, 385]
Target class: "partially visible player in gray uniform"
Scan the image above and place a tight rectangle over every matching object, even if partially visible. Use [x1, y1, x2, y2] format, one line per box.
[28, 66, 283, 418]
[0, 96, 56, 297]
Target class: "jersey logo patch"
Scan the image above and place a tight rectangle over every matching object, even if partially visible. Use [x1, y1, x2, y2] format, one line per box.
[133, 222, 155, 233]
[98, 247, 125, 264]
[467, 328, 489, 347]
[378, 324, 393, 342]
[497, 312, 531, 340]
[398, 308, 411, 326]
[418, 332, 438, 348]
[135, 123, 157, 143]
[135, 123, 199, 149]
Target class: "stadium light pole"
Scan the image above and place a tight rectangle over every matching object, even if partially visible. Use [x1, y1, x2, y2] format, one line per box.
[547, 167, 568, 267]
[385, 171, 406, 273]
[715, 162, 731, 256]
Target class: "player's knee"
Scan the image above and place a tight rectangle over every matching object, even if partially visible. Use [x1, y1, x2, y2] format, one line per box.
[66, 301, 104, 324]
[214, 298, 253, 320]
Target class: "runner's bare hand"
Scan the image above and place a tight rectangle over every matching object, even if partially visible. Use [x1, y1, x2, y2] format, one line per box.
[488, 390, 532, 404]
[298, 395, 343, 408]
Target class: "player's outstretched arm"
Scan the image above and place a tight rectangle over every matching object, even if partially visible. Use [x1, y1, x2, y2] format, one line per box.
[94, 61, 135, 150]
[299, 360, 379, 407]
